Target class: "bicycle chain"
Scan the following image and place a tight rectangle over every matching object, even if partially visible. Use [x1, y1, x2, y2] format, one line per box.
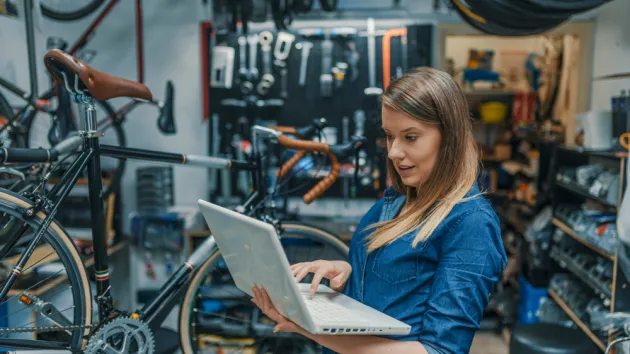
[0, 323, 98, 334]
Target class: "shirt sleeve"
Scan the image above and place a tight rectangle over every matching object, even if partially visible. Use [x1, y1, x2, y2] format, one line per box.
[418, 209, 507, 354]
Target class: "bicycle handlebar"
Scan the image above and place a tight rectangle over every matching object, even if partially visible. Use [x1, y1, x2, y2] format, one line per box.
[271, 118, 328, 140]
[273, 133, 365, 204]
[0, 148, 58, 163]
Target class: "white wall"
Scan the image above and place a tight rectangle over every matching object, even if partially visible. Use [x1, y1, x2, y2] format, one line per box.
[590, 0, 630, 111]
[0, 0, 210, 232]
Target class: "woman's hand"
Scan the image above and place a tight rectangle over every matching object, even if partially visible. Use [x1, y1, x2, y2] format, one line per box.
[291, 260, 352, 295]
[251, 286, 302, 333]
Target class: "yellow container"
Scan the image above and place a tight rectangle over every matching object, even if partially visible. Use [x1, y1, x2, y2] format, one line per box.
[479, 101, 508, 124]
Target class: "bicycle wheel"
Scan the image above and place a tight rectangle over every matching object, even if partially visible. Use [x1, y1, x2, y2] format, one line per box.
[40, 0, 106, 21]
[0, 90, 28, 149]
[27, 97, 126, 200]
[0, 188, 92, 350]
[178, 222, 349, 354]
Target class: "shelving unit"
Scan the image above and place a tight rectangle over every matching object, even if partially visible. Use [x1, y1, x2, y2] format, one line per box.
[548, 288, 606, 351]
[555, 180, 617, 208]
[548, 146, 629, 352]
[552, 218, 615, 261]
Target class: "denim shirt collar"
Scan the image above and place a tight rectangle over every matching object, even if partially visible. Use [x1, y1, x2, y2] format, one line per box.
[380, 183, 481, 222]
[380, 186, 407, 222]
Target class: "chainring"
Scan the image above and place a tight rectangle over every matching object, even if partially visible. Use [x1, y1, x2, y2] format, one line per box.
[85, 317, 155, 354]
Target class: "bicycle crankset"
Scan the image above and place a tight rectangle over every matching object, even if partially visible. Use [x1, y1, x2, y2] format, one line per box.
[85, 317, 155, 354]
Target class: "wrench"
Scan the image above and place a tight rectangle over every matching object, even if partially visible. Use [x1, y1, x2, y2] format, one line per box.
[257, 73, 275, 96]
[274, 31, 296, 61]
[345, 41, 360, 82]
[320, 39, 334, 97]
[280, 68, 288, 98]
[247, 34, 259, 81]
[364, 18, 382, 95]
[237, 36, 248, 81]
[259, 31, 274, 76]
[296, 41, 313, 87]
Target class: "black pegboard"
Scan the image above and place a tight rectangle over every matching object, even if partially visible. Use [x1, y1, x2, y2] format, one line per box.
[205, 24, 433, 201]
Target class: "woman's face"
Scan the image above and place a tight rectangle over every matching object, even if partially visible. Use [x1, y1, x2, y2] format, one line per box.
[381, 106, 441, 188]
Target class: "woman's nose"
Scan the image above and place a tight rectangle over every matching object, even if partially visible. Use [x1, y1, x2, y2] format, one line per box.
[388, 140, 405, 161]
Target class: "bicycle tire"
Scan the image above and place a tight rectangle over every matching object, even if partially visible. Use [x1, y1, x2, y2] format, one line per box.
[0, 188, 92, 349]
[40, 0, 106, 21]
[178, 222, 349, 354]
[451, 0, 565, 36]
[26, 99, 126, 200]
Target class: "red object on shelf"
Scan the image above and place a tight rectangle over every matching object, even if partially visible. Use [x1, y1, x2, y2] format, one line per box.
[512, 92, 537, 124]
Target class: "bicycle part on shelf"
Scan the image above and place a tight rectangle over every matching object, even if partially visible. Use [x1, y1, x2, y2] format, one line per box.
[345, 41, 360, 82]
[620, 132, 630, 150]
[241, 81, 254, 95]
[259, 31, 274, 76]
[271, 0, 293, 30]
[293, 0, 314, 13]
[238, 36, 249, 82]
[247, 34, 259, 81]
[364, 18, 382, 96]
[209, 114, 221, 200]
[257, 73, 276, 96]
[210, 46, 235, 89]
[131, 213, 185, 252]
[342, 116, 350, 203]
[400, 31, 408, 75]
[46, 36, 68, 51]
[320, 39, 334, 97]
[274, 31, 296, 62]
[136, 166, 174, 214]
[280, 68, 289, 98]
[297, 41, 314, 87]
[85, 317, 155, 354]
[333, 62, 348, 88]
[319, 0, 338, 12]
[353, 110, 366, 137]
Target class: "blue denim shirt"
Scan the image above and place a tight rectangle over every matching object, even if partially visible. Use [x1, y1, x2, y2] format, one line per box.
[323, 184, 507, 354]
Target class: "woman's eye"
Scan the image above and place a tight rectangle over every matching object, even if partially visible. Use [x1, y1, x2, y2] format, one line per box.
[405, 135, 417, 142]
[385, 134, 394, 140]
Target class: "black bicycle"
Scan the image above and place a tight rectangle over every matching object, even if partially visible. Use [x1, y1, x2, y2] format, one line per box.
[0, 0, 175, 201]
[0, 49, 363, 354]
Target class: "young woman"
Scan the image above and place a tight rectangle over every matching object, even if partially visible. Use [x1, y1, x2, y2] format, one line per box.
[251, 67, 508, 354]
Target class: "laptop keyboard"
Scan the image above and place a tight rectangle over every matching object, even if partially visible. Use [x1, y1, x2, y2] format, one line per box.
[302, 294, 370, 324]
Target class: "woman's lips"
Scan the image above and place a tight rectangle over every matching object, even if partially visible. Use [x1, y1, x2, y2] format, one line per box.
[398, 165, 416, 176]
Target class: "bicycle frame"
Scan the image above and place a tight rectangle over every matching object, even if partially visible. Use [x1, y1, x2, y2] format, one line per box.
[0, 0, 155, 140]
[0, 96, 282, 351]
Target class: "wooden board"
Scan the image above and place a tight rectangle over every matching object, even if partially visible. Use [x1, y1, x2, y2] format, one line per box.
[548, 288, 606, 351]
[552, 218, 615, 262]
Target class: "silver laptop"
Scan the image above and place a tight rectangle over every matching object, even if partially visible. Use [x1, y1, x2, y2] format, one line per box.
[197, 199, 411, 335]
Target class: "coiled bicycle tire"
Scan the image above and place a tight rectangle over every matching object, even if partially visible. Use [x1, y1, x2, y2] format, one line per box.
[451, 0, 567, 36]
[40, 0, 106, 21]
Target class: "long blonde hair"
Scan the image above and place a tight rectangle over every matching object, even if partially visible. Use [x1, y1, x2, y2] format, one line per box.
[366, 67, 480, 252]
